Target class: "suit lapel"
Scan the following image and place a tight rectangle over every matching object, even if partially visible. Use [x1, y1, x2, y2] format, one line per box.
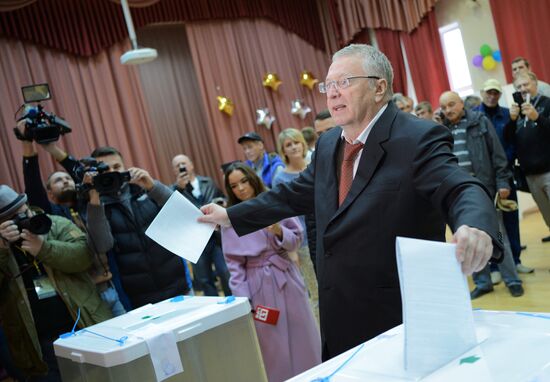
[329, 103, 399, 224]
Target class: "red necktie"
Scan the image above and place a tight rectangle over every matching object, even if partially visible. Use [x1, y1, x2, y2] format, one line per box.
[339, 141, 364, 206]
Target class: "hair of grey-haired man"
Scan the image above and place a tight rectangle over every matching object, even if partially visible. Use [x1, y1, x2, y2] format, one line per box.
[332, 44, 394, 102]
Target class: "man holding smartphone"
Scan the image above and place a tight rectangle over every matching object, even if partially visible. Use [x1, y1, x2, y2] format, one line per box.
[506, 72, 550, 243]
[171, 154, 231, 297]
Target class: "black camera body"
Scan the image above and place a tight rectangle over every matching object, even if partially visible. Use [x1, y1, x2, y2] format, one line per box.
[15, 84, 71, 144]
[12, 213, 52, 235]
[93, 171, 132, 194]
[75, 157, 131, 195]
[179, 165, 187, 173]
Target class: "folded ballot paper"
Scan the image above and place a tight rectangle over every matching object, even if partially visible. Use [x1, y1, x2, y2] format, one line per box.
[145, 191, 216, 263]
[395, 237, 478, 379]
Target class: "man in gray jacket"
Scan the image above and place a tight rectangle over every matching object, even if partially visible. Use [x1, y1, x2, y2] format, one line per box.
[440, 91, 524, 298]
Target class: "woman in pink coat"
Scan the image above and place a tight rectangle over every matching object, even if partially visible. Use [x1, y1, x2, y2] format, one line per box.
[221, 162, 321, 382]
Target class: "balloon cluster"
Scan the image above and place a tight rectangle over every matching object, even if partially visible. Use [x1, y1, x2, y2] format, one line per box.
[472, 44, 501, 71]
[217, 70, 319, 119]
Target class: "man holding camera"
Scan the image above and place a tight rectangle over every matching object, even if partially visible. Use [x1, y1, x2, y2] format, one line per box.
[474, 79, 531, 275]
[15, 125, 126, 317]
[0, 185, 112, 380]
[171, 154, 231, 296]
[70, 146, 192, 309]
[505, 72, 550, 243]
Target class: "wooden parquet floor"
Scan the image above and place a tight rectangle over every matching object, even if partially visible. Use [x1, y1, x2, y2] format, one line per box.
[467, 212, 550, 312]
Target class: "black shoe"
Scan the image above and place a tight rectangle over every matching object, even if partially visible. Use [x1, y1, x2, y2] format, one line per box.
[508, 284, 524, 297]
[542, 235, 550, 243]
[470, 287, 493, 299]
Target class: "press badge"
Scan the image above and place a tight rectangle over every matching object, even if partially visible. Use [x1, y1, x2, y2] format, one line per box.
[253, 305, 280, 325]
[33, 275, 57, 300]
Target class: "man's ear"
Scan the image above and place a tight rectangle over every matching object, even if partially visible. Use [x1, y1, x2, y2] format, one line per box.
[375, 79, 388, 103]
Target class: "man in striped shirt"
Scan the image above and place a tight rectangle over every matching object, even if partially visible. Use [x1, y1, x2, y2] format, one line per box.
[440, 91, 524, 299]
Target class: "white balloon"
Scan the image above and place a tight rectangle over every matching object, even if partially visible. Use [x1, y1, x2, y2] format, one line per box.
[290, 99, 312, 120]
[256, 108, 276, 130]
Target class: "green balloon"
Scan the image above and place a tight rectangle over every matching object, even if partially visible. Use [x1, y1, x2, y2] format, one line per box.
[480, 44, 493, 57]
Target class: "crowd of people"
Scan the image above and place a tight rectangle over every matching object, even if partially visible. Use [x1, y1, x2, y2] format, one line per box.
[1, 45, 549, 382]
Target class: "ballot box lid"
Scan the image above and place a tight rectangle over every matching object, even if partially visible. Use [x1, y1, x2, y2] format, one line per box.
[54, 296, 250, 367]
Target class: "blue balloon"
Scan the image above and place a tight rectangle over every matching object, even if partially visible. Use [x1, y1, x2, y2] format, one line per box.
[492, 50, 502, 62]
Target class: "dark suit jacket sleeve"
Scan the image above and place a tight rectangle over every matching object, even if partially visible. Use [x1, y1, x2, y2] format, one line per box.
[413, 124, 503, 258]
[227, 157, 315, 237]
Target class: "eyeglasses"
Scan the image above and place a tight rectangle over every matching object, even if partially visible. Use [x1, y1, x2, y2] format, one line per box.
[318, 76, 380, 94]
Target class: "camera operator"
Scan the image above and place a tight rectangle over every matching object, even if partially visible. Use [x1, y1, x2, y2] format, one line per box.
[15, 124, 126, 317]
[57, 146, 192, 309]
[171, 154, 231, 296]
[0, 185, 112, 381]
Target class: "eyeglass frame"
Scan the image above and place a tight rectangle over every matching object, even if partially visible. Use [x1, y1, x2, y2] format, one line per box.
[318, 75, 381, 94]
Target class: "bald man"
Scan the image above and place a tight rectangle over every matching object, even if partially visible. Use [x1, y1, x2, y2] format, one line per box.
[171, 154, 231, 297]
[440, 91, 524, 298]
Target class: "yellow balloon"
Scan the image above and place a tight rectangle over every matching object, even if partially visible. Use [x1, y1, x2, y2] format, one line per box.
[482, 56, 497, 71]
[262, 72, 282, 91]
[299, 70, 319, 90]
[217, 96, 234, 116]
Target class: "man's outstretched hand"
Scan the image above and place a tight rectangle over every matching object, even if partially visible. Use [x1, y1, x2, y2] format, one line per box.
[198, 203, 231, 227]
[452, 225, 493, 275]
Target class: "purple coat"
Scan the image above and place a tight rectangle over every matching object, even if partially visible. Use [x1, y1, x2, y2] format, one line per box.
[222, 217, 321, 382]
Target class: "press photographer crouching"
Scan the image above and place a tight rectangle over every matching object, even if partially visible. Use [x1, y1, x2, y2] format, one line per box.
[17, 125, 127, 318]
[74, 146, 193, 309]
[0, 185, 112, 381]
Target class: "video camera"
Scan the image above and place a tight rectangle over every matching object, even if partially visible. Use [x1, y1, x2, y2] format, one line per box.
[14, 84, 71, 144]
[76, 157, 131, 195]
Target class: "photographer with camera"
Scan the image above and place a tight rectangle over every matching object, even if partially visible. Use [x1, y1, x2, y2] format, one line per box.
[14, 122, 127, 318]
[0, 185, 112, 381]
[61, 146, 193, 309]
[171, 154, 231, 297]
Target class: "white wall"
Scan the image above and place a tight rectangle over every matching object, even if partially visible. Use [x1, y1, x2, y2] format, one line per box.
[435, 0, 506, 96]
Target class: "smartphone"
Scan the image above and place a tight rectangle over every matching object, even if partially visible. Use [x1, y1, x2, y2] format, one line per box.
[512, 91, 524, 107]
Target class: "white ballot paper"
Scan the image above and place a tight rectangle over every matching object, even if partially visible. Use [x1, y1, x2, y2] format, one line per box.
[139, 324, 184, 382]
[145, 191, 216, 263]
[396, 237, 478, 379]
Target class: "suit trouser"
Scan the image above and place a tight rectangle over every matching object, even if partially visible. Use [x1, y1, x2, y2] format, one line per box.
[526, 172, 550, 230]
[473, 210, 522, 289]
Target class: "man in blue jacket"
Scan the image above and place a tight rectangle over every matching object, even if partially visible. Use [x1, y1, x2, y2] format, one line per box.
[238, 132, 284, 188]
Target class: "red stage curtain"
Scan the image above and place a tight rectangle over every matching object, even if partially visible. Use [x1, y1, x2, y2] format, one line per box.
[329, 0, 439, 45]
[0, 0, 325, 57]
[400, 11, 449, 107]
[0, 38, 161, 191]
[489, 0, 550, 83]
[375, 29, 407, 95]
[185, 19, 330, 174]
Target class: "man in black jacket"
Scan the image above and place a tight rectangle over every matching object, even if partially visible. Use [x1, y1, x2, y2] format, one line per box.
[506, 72, 550, 241]
[64, 146, 192, 309]
[16, 132, 126, 317]
[171, 154, 230, 296]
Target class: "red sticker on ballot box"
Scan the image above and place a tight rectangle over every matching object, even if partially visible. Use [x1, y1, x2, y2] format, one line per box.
[253, 305, 280, 325]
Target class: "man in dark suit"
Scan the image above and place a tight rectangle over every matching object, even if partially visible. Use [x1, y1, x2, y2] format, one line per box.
[199, 44, 502, 360]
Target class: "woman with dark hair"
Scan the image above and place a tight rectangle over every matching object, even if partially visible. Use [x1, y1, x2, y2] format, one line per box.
[221, 163, 321, 382]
